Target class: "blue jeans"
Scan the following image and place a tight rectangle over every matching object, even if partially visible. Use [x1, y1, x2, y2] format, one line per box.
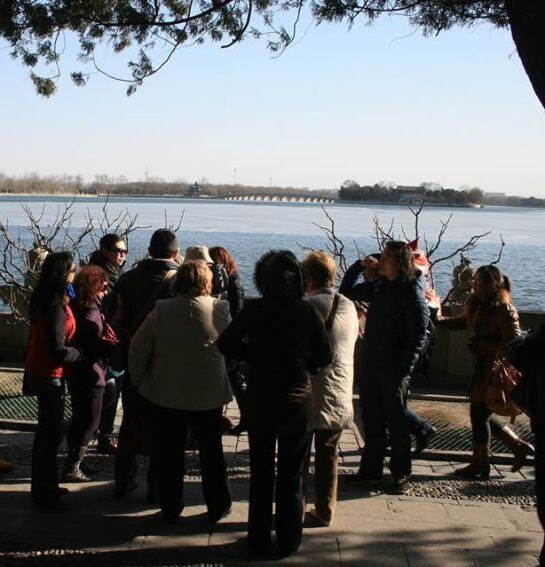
[30, 376, 65, 504]
[407, 408, 433, 438]
[99, 369, 124, 439]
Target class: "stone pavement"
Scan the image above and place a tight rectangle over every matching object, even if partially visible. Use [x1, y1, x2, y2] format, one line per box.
[0, 420, 542, 567]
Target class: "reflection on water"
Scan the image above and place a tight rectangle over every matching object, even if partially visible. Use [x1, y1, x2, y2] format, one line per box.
[1, 196, 544, 310]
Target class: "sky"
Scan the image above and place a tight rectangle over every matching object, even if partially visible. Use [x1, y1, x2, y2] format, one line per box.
[1, 13, 544, 196]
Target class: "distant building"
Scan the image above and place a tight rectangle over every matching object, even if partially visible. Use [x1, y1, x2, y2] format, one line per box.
[187, 182, 203, 197]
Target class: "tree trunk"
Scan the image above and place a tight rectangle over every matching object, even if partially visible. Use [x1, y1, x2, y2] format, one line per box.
[505, 0, 545, 112]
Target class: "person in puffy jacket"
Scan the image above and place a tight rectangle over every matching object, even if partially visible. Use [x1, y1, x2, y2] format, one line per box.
[25, 251, 81, 509]
[340, 241, 429, 494]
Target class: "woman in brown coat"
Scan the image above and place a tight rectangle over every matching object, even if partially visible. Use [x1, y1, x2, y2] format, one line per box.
[439, 265, 534, 478]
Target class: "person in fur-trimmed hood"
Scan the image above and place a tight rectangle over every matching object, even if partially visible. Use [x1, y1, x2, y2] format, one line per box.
[438, 264, 534, 478]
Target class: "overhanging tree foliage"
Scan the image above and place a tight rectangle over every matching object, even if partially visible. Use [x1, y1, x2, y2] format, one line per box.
[1, 0, 544, 109]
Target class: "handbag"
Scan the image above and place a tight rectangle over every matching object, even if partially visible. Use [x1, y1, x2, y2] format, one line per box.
[485, 356, 523, 420]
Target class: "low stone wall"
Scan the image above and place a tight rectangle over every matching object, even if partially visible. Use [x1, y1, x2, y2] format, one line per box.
[0, 314, 28, 363]
[418, 308, 545, 391]
[2, 308, 545, 386]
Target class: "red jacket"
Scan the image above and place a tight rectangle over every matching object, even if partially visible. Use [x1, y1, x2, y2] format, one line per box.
[26, 303, 78, 379]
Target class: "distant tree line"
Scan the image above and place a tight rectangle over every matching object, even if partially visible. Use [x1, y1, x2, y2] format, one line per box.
[0, 173, 333, 199]
[338, 181, 485, 206]
[501, 195, 545, 207]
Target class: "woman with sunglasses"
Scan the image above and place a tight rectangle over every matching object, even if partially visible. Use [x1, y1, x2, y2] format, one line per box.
[26, 252, 82, 509]
[63, 265, 117, 482]
[88, 233, 128, 455]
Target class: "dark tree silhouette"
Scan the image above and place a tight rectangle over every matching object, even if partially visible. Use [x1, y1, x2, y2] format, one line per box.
[1, 0, 544, 110]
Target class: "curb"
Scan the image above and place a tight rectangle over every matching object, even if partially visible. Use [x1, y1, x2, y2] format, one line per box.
[0, 418, 37, 432]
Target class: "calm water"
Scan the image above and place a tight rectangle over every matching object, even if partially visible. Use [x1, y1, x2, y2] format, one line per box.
[1, 195, 544, 310]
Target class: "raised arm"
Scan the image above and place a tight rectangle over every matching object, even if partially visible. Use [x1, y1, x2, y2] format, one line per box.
[437, 299, 470, 331]
[339, 260, 376, 303]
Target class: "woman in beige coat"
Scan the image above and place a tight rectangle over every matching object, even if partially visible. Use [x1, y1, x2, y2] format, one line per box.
[438, 265, 534, 478]
[129, 260, 232, 524]
[301, 251, 359, 527]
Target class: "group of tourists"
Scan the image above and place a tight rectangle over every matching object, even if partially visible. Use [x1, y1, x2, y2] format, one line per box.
[1, 226, 543, 562]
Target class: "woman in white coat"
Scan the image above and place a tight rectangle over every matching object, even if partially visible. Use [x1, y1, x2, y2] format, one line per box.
[301, 251, 359, 527]
[129, 260, 233, 524]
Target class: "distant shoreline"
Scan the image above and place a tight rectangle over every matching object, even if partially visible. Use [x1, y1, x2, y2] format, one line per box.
[5, 193, 545, 210]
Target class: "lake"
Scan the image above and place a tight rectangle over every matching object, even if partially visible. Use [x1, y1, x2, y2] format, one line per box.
[0, 195, 544, 310]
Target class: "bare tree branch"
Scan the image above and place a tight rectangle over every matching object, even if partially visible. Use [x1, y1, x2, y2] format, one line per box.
[429, 231, 490, 269]
[425, 213, 453, 259]
[164, 209, 185, 232]
[490, 234, 506, 266]
[372, 215, 394, 249]
[408, 199, 424, 241]
[313, 205, 348, 275]
[353, 239, 365, 259]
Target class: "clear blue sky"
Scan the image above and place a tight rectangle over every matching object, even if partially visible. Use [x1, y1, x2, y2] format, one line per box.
[1, 14, 544, 196]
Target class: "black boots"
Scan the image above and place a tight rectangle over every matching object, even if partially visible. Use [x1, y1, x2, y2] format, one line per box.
[492, 426, 535, 472]
[454, 442, 491, 479]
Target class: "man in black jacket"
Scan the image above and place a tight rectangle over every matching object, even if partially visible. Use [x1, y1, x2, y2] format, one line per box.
[112, 229, 180, 500]
[340, 241, 429, 494]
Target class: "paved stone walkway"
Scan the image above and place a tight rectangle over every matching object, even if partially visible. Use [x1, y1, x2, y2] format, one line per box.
[0, 415, 542, 566]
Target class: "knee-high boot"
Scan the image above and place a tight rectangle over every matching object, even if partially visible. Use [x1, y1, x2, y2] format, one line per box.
[492, 425, 535, 472]
[454, 442, 490, 479]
